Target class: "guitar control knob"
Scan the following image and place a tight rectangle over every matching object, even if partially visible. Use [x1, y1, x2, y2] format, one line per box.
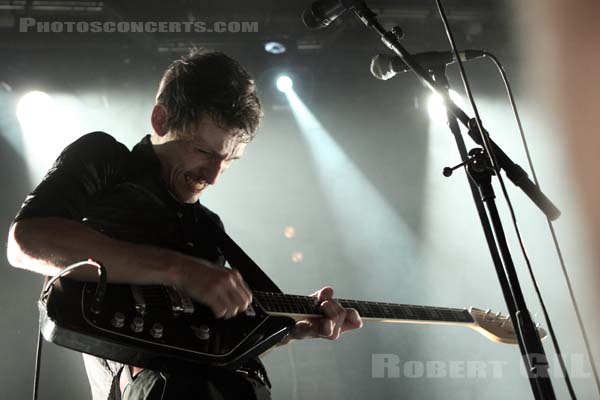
[130, 316, 144, 333]
[150, 323, 164, 339]
[111, 312, 125, 328]
[193, 325, 210, 340]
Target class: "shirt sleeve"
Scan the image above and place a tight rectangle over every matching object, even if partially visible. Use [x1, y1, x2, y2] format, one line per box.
[13, 132, 130, 223]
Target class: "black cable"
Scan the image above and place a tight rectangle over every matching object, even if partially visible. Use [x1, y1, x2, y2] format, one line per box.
[483, 51, 600, 398]
[478, 51, 576, 399]
[32, 326, 43, 400]
[34, 259, 107, 400]
[433, 1, 577, 398]
[40, 259, 106, 302]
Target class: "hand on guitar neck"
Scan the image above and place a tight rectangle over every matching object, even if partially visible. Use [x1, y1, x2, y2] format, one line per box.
[280, 286, 363, 343]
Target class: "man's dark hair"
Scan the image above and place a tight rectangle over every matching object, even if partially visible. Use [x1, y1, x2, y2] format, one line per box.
[156, 49, 262, 142]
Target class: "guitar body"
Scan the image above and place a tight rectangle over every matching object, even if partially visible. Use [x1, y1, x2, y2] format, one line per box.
[38, 274, 545, 373]
[39, 279, 295, 371]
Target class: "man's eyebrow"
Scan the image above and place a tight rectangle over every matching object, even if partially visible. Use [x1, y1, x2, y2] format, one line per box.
[194, 144, 242, 160]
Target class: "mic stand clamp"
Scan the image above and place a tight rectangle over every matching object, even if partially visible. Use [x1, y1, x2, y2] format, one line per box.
[443, 148, 492, 178]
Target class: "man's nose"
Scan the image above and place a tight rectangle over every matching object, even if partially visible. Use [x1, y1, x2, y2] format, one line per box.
[205, 159, 227, 185]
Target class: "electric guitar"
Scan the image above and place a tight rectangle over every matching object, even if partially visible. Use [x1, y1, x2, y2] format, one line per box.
[39, 279, 547, 372]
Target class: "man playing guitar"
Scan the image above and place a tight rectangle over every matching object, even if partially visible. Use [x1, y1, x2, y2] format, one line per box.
[7, 50, 363, 400]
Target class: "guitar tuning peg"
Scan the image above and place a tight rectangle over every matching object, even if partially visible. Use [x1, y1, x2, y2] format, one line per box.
[495, 311, 502, 319]
[500, 315, 511, 328]
[484, 309, 491, 321]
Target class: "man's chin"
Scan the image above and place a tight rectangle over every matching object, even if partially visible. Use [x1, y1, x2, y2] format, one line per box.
[175, 188, 202, 204]
[183, 193, 202, 204]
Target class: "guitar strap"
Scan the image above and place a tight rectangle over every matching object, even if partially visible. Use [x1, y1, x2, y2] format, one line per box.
[199, 206, 283, 294]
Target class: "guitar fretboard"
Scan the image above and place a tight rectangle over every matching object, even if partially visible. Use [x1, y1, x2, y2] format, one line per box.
[253, 292, 473, 324]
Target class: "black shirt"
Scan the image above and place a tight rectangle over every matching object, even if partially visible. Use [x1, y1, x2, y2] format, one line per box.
[15, 132, 226, 263]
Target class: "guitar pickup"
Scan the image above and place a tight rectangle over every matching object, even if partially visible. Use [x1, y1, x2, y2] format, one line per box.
[130, 286, 147, 315]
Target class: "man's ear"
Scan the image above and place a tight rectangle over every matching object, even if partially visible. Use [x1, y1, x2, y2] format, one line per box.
[151, 104, 168, 137]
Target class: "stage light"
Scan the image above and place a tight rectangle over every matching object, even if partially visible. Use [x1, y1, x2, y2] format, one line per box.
[16, 91, 54, 126]
[282, 88, 418, 286]
[283, 226, 296, 238]
[16, 90, 83, 183]
[291, 251, 304, 263]
[264, 41, 286, 54]
[427, 89, 466, 124]
[276, 75, 293, 93]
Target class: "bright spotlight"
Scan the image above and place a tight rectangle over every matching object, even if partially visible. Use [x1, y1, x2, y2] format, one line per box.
[264, 41, 286, 54]
[276, 75, 293, 93]
[16, 90, 83, 183]
[427, 89, 466, 125]
[284, 88, 418, 287]
[16, 91, 54, 124]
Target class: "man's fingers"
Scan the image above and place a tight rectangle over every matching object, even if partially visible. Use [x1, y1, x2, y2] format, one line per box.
[320, 300, 346, 340]
[287, 287, 363, 343]
[226, 272, 252, 312]
[341, 308, 363, 333]
[210, 293, 229, 319]
[178, 259, 252, 320]
[290, 319, 319, 339]
[314, 286, 334, 302]
[320, 318, 334, 337]
[232, 269, 253, 308]
[204, 270, 252, 319]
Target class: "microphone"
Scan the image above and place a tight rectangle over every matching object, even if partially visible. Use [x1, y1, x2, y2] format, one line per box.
[302, 0, 357, 29]
[370, 50, 485, 80]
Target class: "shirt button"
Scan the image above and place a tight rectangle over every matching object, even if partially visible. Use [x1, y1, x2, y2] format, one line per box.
[186, 242, 194, 247]
[176, 212, 183, 218]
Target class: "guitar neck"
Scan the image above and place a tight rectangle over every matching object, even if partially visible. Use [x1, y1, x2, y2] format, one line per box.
[253, 292, 474, 325]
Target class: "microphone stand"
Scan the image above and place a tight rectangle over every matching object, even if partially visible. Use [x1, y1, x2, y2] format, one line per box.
[432, 66, 551, 400]
[345, 2, 559, 399]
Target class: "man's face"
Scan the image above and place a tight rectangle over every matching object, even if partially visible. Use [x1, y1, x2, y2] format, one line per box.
[154, 115, 246, 204]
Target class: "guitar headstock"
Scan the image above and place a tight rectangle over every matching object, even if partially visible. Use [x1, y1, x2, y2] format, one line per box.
[469, 307, 547, 344]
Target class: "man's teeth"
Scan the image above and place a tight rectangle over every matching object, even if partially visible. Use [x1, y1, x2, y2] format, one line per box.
[185, 175, 205, 189]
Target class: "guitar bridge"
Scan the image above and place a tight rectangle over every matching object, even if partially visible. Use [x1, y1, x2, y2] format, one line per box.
[245, 304, 256, 317]
[166, 287, 195, 316]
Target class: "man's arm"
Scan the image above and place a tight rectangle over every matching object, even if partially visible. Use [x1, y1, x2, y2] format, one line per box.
[7, 132, 251, 319]
[7, 217, 252, 319]
[8, 217, 177, 283]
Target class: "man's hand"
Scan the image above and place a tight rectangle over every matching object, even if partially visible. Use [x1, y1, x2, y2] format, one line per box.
[285, 286, 363, 342]
[173, 255, 252, 319]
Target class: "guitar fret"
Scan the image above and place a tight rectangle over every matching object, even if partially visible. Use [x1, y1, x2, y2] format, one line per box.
[254, 292, 474, 324]
[416, 306, 432, 321]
